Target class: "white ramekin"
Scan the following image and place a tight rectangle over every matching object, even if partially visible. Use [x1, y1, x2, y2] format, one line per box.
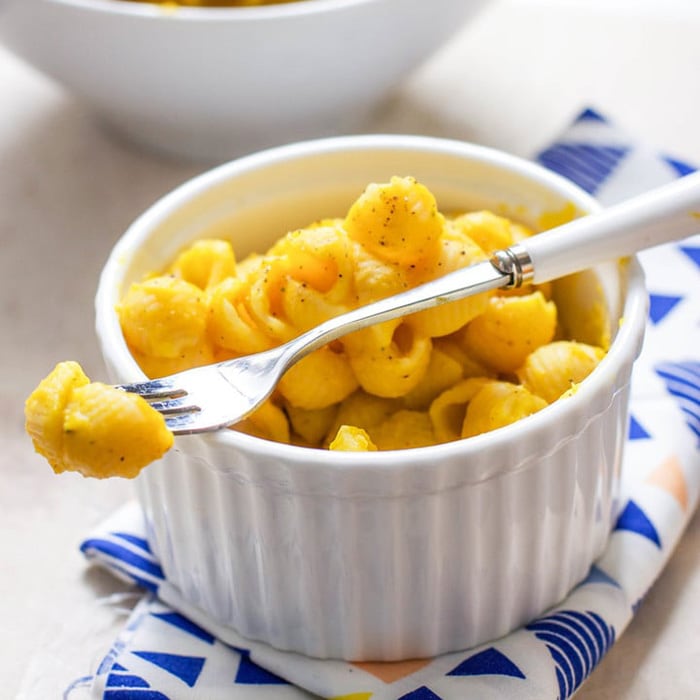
[95, 135, 647, 661]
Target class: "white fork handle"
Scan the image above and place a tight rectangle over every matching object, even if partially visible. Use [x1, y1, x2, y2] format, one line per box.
[519, 171, 700, 284]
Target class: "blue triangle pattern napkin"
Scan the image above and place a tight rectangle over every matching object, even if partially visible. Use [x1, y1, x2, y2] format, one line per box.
[68, 108, 700, 700]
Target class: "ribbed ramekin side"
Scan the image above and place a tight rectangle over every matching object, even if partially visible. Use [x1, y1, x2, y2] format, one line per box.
[137, 449, 202, 605]
[134, 355, 633, 661]
[290, 464, 450, 660]
[138, 442, 263, 636]
[265, 464, 342, 656]
[375, 467, 456, 660]
[462, 421, 581, 647]
[206, 443, 269, 638]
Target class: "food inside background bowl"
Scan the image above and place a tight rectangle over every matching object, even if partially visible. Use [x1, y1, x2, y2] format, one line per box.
[121, 0, 301, 5]
[95, 135, 647, 661]
[0, 0, 493, 161]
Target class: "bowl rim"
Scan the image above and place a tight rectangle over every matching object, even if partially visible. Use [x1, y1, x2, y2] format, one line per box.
[96, 133, 648, 475]
[50, 0, 387, 20]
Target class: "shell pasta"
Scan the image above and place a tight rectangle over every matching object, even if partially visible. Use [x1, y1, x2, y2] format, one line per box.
[118, 176, 607, 451]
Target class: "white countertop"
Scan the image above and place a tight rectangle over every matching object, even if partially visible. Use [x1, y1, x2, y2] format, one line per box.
[3, 1, 700, 697]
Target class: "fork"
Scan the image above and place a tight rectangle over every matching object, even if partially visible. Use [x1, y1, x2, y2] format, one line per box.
[118, 172, 700, 435]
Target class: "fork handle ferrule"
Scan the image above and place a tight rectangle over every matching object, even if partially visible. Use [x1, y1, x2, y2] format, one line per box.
[490, 245, 534, 288]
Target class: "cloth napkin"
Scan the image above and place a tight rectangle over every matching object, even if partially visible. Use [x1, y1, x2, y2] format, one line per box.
[66, 108, 700, 700]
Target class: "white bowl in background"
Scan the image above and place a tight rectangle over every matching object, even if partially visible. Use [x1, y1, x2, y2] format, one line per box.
[95, 134, 647, 660]
[0, 0, 492, 161]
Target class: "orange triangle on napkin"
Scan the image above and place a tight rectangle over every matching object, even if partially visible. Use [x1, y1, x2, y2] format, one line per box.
[646, 455, 689, 512]
[352, 658, 432, 683]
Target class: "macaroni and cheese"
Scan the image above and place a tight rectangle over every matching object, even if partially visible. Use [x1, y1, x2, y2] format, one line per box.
[25, 175, 607, 477]
[122, 175, 606, 452]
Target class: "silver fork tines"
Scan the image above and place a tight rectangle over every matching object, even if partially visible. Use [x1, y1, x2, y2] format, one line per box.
[116, 380, 202, 432]
[163, 412, 201, 432]
[148, 397, 201, 416]
[117, 379, 186, 401]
